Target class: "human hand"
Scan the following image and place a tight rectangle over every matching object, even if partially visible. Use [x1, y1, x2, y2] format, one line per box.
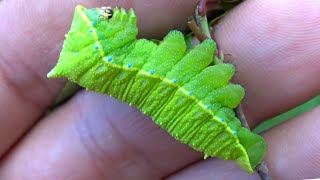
[0, 0, 319, 179]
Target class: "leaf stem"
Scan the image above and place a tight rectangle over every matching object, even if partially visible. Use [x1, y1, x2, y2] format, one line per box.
[257, 161, 272, 180]
[235, 104, 250, 129]
[198, 15, 211, 38]
[187, 16, 208, 42]
[197, 0, 211, 38]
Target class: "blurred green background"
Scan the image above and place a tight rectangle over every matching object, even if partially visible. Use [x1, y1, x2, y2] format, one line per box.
[253, 95, 320, 133]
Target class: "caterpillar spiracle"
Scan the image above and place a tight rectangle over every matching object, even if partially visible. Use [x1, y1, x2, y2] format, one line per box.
[47, 5, 266, 174]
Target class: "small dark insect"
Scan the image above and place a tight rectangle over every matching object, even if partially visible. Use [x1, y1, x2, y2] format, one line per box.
[100, 6, 113, 19]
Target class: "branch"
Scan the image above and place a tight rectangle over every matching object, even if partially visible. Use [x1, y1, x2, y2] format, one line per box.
[192, 1, 272, 179]
[187, 16, 208, 42]
[235, 104, 250, 129]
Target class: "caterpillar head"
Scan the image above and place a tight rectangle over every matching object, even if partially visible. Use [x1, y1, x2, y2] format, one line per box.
[48, 5, 138, 79]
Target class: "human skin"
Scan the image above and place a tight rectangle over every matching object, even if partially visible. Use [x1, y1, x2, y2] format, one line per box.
[0, 0, 319, 179]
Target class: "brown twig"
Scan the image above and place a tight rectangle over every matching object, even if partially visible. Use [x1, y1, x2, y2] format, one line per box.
[235, 104, 250, 129]
[191, 1, 272, 179]
[235, 85, 272, 180]
[257, 161, 272, 180]
[187, 16, 208, 42]
[234, 59, 272, 180]
[235, 84, 272, 180]
[196, 0, 211, 38]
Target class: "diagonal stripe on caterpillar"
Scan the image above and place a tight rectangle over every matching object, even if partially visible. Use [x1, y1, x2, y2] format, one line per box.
[47, 5, 266, 174]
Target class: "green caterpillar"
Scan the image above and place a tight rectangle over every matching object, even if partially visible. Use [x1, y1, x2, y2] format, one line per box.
[48, 5, 266, 174]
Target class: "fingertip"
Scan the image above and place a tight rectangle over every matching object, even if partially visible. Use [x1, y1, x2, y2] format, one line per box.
[211, 0, 320, 127]
[165, 158, 261, 180]
[263, 106, 320, 179]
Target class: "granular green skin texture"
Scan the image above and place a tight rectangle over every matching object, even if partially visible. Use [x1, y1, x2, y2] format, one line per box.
[48, 5, 266, 174]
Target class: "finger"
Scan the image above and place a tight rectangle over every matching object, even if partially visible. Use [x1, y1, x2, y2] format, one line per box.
[0, 92, 201, 179]
[111, 0, 198, 38]
[0, 0, 197, 157]
[263, 106, 320, 179]
[0, 0, 104, 158]
[212, 0, 320, 127]
[166, 159, 261, 180]
[165, 107, 320, 180]
[1, 0, 318, 179]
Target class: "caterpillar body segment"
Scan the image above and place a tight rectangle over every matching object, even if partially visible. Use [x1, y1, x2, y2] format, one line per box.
[48, 5, 266, 174]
